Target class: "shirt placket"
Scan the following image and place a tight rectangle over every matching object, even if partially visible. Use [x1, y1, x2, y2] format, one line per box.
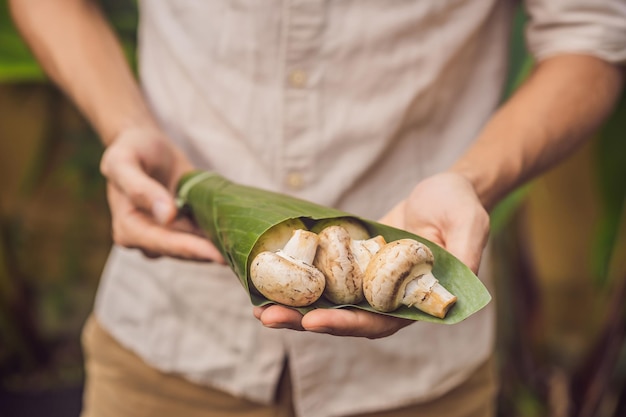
[282, 0, 325, 193]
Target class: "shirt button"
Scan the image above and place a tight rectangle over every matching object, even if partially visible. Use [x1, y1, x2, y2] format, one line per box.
[286, 172, 304, 190]
[288, 69, 308, 88]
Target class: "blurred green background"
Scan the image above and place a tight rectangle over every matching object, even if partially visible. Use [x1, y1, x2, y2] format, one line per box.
[0, 1, 134, 415]
[0, 1, 625, 417]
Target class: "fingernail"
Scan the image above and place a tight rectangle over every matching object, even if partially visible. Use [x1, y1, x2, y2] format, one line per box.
[305, 326, 332, 334]
[152, 200, 172, 225]
[265, 323, 289, 329]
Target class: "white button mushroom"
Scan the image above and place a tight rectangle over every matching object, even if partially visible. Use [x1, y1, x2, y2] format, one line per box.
[363, 239, 457, 318]
[250, 229, 326, 307]
[313, 225, 386, 304]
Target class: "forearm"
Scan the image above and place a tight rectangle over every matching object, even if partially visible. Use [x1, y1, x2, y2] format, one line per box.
[9, 0, 157, 144]
[451, 54, 624, 210]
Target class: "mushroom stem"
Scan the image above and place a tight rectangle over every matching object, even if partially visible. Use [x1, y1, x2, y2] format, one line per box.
[249, 218, 308, 263]
[402, 272, 457, 319]
[351, 235, 386, 272]
[280, 229, 318, 265]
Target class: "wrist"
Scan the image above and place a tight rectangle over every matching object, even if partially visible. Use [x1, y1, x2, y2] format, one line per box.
[446, 165, 498, 211]
[101, 113, 162, 146]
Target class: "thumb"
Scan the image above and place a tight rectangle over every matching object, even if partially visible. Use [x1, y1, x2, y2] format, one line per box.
[443, 213, 490, 274]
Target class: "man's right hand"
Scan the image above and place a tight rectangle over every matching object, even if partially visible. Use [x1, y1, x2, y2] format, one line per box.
[100, 128, 225, 263]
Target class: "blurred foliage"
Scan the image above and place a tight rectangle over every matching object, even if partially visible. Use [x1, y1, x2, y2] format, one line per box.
[0, 2, 44, 82]
[0, 85, 110, 390]
[0, 0, 137, 393]
[592, 96, 626, 284]
[485, 5, 626, 417]
[489, 8, 534, 235]
[0, 0, 137, 83]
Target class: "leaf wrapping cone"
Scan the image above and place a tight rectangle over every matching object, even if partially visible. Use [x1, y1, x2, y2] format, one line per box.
[176, 171, 491, 324]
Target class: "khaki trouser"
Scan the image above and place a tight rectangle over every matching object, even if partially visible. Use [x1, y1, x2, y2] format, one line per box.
[80, 315, 497, 417]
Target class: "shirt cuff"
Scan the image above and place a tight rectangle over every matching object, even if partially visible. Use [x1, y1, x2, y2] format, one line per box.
[524, 0, 626, 65]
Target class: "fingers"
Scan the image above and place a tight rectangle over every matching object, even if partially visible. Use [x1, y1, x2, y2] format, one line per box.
[301, 308, 412, 339]
[435, 174, 490, 273]
[101, 148, 177, 225]
[253, 304, 412, 339]
[444, 205, 490, 274]
[108, 185, 225, 263]
[253, 305, 304, 331]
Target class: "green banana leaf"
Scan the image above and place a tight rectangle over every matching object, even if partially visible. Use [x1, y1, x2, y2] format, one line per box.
[177, 171, 491, 324]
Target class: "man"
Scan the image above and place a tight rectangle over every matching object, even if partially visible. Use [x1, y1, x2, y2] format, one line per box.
[10, 1, 625, 416]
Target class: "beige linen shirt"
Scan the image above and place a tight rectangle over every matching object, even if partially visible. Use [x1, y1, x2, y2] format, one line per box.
[94, 1, 626, 417]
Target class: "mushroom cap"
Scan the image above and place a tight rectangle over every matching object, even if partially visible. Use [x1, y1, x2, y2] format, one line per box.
[314, 225, 364, 304]
[250, 251, 326, 307]
[363, 239, 434, 312]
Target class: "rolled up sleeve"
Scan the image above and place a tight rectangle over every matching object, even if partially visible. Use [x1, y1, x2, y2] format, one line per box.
[525, 0, 626, 64]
